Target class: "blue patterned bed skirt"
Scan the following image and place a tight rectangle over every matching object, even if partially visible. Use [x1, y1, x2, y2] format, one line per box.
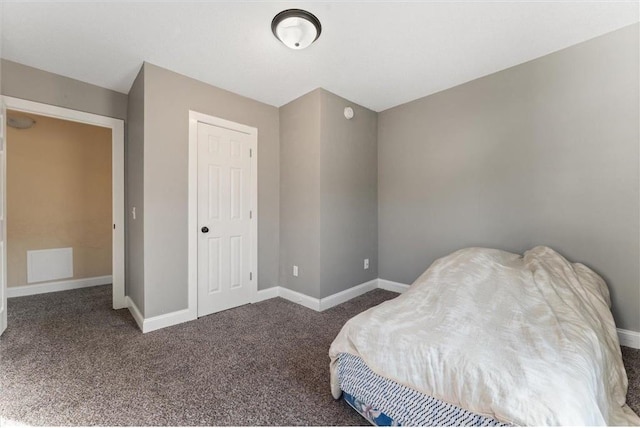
[337, 353, 510, 427]
[343, 390, 400, 426]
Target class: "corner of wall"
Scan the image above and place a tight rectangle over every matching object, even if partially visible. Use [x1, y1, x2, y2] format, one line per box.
[125, 65, 146, 316]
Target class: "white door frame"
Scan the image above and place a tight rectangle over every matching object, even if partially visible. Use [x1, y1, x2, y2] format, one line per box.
[1, 99, 6, 335]
[188, 111, 258, 319]
[2, 96, 126, 310]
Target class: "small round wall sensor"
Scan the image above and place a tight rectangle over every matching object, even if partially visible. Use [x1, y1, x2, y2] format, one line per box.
[344, 107, 354, 120]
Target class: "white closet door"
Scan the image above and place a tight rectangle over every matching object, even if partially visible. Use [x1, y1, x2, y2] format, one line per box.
[197, 121, 252, 317]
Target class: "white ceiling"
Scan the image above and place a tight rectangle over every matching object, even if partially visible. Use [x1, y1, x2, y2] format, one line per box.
[1, 1, 638, 112]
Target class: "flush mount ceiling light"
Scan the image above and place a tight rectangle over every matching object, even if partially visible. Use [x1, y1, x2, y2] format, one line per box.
[7, 114, 35, 130]
[271, 9, 322, 50]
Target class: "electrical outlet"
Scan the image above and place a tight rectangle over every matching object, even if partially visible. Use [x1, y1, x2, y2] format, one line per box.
[293, 265, 299, 277]
[364, 259, 369, 269]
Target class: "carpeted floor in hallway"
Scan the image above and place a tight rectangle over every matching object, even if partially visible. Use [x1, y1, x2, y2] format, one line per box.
[1, 285, 639, 426]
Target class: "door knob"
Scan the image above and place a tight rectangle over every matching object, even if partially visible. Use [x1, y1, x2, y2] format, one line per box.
[201, 226, 209, 233]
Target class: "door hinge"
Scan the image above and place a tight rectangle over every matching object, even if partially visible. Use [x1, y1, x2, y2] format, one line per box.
[249, 210, 252, 219]
[249, 148, 252, 158]
[113, 224, 116, 229]
[250, 272, 253, 281]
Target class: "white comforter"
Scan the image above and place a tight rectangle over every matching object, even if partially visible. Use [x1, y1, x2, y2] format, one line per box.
[329, 246, 640, 426]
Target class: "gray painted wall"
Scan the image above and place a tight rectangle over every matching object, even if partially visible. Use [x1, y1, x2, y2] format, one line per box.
[1, 60, 127, 120]
[279, 89, 322, 298]
[126, 67, 145, 315]
[279, 89, 378, 299]
[319, 90, 378, 298]
[142, 63, 280, 317]
[378, 24, 640, 331]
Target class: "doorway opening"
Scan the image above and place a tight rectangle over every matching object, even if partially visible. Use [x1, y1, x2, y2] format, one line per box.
[2, 97, 125, 315]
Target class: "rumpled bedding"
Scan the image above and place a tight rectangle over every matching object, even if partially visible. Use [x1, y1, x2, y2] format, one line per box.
[329, 246, 640, 426]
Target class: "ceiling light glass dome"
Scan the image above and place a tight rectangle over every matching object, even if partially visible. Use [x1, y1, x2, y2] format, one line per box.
[272, 9, 322, 50]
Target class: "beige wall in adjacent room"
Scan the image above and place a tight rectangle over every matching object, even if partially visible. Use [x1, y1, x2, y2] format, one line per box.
[7, 111, 112, 287]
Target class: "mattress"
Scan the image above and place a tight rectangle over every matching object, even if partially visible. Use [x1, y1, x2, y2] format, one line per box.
[330, 247, 640, 425]
[337, 352, 509, 427]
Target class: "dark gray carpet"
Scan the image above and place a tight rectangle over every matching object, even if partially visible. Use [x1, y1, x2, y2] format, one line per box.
[0, 286, 391, 426]
[623, 346, 640, 414]
[0, 286, 638, 426]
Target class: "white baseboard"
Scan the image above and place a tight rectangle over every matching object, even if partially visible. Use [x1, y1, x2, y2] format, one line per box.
[0, 307, 6, 335]
[378, 278, 411, 294]
[319, 279, 378, 311]
[253, 287, 279, 303]
[126, 295, 196, 333]
[123, 277, 640, 346]
[8, 275, 112, 298]
[126, 296, 144, 331]
[143, 308, 195, 333]
[618, 328, 640, 349]
[278, 286, 321, 311]
[270, 278, 380, 312]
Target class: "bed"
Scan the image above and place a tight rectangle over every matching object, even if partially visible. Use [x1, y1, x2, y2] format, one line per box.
[329, 246, 640, 426]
